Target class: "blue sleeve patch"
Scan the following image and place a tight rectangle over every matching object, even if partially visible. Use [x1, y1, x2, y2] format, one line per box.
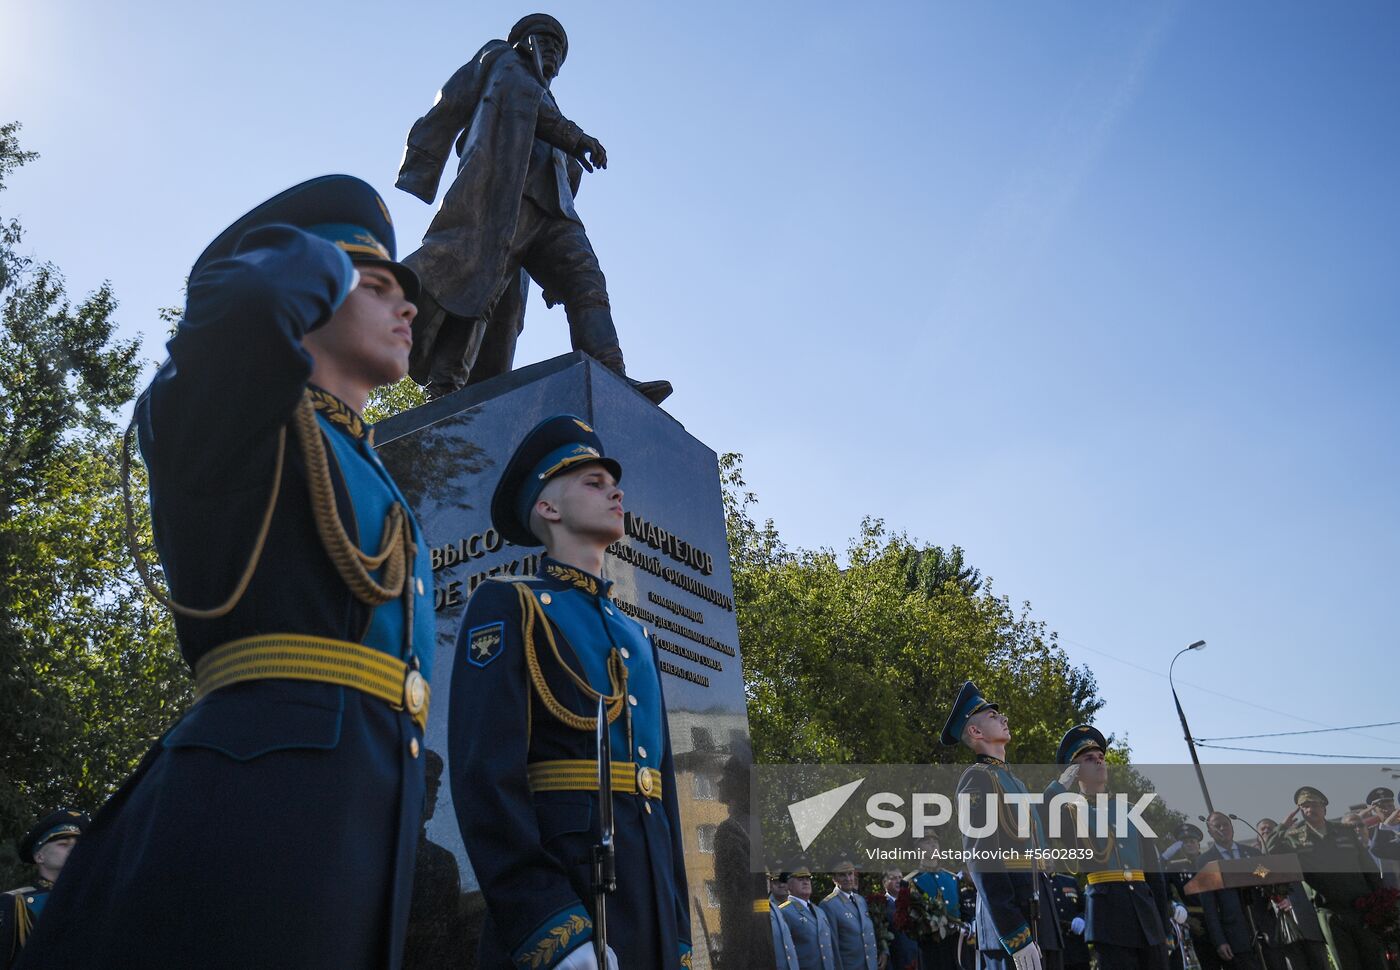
[466, 621, 505, 668]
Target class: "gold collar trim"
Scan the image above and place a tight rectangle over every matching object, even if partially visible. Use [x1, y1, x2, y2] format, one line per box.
[544, 562, 604, 596]
[308, 386, 371, 443]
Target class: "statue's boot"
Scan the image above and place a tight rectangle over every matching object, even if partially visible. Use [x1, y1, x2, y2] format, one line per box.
[568, 302, 673, 405]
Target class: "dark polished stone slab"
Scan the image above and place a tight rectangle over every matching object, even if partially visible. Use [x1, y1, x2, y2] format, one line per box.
[377, 353, 771, 969]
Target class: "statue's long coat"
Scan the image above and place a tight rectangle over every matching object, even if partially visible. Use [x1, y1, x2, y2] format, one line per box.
[396, 41, 583, 368]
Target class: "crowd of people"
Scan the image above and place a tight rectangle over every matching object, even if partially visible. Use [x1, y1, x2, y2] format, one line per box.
[763, 695, 1400, 970]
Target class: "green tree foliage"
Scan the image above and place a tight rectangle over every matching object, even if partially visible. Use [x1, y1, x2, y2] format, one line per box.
[365, 376, 427, 424]
[721, 454, 1102, 767]
[0, 123, 188, 885]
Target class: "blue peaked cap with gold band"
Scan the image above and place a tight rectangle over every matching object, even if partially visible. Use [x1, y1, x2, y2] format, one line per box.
[192, 174, 419, 301]
[1056, 724, 1107, 766]
[18, 807, 90, 865]
[490, 414, 623, 547]
[940, 680, 998, 746]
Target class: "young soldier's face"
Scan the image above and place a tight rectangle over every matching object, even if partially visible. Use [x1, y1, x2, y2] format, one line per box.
[968, 708, 1010, 745]
[538, 463, 624, 544]
[307, 265, 416, 390]
[34, 836, 76, 874]
[1074, 749, 1107, 788]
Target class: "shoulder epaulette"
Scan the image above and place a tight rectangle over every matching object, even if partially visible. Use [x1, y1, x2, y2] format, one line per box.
[3, 886, 34, 897]
[822, 887, 840, 901]
[486, 574, 544, 584]
[779, 899, 792, 908]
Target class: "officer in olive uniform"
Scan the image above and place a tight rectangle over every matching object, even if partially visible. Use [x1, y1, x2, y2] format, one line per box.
[1047, 873, 1089, 970]
[777, 870, 837, 970]
[17, 176, 434, 970]
[1043, 725, 1172, 970]
[820, 864, 877, 970]
[2, 810, 88, 969]
[1281, 786, 1386, 970]
[941, 681, 1063, 970]
[448, 415, 690, 969]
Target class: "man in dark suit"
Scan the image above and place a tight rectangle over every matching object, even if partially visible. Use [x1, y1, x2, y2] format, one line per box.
[881, 870, 923, 970]
[1196, 813, 1266, 970]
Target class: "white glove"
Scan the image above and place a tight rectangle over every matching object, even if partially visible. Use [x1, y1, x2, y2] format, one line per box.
[1057, 764, 1081, 788]
[1070, 916, 1086, 935]
[1011, 941, 1042, 970]
[1162, 840, 1184, 860]
[557, 944, 619, 970]
[350, 268, 362, 291]
[1173, 902, 1189, 925]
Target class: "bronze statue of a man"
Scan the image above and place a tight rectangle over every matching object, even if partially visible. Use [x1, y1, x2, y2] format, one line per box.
[396, 13, 672, 404]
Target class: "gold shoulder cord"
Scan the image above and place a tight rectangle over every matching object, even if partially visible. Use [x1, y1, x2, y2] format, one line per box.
[123, 390, 413, 625]
[514, 582, 627, 732]
[13, 891, 33, 947]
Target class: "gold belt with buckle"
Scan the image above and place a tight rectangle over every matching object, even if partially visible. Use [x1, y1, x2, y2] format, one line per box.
[526, 759, 664, 800]
[1087, 869, 1146, 885]
[193, 633, 429, 732]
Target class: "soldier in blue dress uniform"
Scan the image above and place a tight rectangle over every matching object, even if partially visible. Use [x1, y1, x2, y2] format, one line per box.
[448, 415, 691, 969]
[1043, 725, 1172, 970]
[16, 176, 435, 969]
[940, 681, 1064, 970]
[2, 810, 87, 969]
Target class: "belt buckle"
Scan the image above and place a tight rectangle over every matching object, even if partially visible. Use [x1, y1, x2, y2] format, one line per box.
[637, 765, 655, 797]
[404, 669, 428, 717]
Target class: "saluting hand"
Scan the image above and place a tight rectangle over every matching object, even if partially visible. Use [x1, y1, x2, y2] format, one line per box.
[1057, 764, 1080, 789]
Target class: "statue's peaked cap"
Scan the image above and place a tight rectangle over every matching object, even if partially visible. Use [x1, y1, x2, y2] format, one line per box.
[508, 14, 568, 59]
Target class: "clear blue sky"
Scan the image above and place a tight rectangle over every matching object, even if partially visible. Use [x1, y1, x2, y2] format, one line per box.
[5, 1, 1399, 770]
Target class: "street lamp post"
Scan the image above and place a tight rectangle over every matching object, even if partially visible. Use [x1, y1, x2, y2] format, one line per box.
[1170, 640, 1214, 814]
